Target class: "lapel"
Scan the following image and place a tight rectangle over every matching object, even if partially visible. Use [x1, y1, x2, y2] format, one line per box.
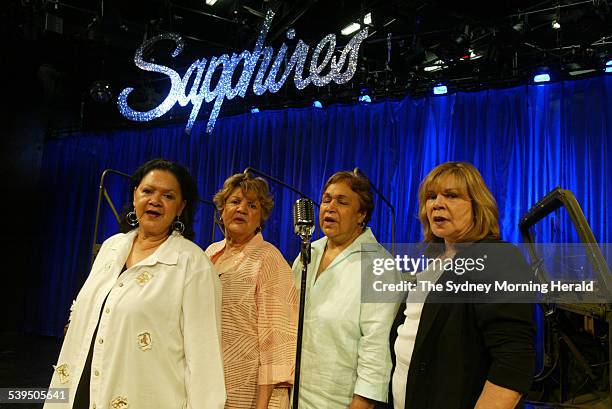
[409, 242, 483, 358]
[317, 228, 380, 272]
[111, 229, 180, 269]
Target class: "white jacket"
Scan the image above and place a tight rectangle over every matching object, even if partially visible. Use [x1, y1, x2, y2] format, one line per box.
[45, 229, 226, 409]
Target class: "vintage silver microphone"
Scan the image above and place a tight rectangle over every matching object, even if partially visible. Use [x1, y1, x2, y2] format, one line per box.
[292, 198, 314, 409]
[293, 198, 315, 240]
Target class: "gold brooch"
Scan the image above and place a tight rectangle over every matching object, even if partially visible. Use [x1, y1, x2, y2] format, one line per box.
[135, 271, 152, 286]
[111, 396, 129, 409]
[137, 331, 152, 351]
[54, 363, 70, 384]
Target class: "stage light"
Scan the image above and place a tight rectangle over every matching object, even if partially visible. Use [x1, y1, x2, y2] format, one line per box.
[312, 100, 323, 108]
[533, 73, 551, 83]
[423, 59, 446, 72]
[565, 62, 595, 77]
[363, 13, 372, 25]
[468, 49, 482, 60]
[89, 80, 113, 103]
[605, 59, 612, 73]
[551, 20, 561, 30]
[433, 84, 448, 95]
[512, 22, 524, 32]
[341, 22, 361, 36]
[205, 0, 219, 5]
[358, 88, 371, 103]
[250, 106, 259, 113]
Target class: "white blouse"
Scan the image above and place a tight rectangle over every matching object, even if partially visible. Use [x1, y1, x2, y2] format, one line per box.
[45, 229, 226, 409]
[392, 261, 445, 409]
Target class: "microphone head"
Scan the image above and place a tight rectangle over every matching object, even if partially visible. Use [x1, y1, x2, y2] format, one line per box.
[293, 198, 315, 238]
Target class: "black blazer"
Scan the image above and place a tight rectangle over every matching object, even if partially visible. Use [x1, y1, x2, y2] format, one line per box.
[382, 241, 536, 409]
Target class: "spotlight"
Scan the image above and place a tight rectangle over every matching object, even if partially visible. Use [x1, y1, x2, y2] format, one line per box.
[551, 20, 561, 30]
[512, 22, 524, 32]
[565, 62, 595, 76]
[533, 73, 551, 83]
[605, 59, 612, 73]
[358, 88, 371, 103]
[468, 49, 482, 60]
[423, 59, 446, 72]
[341, 22, 361, 36]
[250, 106, 259, 113]
[205, 0, 219, 5]
[433, 84, 448, 95]
[363, 13, 372, 25]
[88, 80, 113, 103]
[312, 100, 323, 109]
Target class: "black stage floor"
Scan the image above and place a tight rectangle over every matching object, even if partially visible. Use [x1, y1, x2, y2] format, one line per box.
[0, 331, 61, 409]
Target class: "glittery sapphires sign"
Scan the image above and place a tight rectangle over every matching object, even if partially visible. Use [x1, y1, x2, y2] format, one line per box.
[117, 10, 368, 134]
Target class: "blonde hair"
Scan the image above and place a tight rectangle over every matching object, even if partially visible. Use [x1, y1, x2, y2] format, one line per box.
[418, 162, 500, 243]
[213, 173, 274, 228]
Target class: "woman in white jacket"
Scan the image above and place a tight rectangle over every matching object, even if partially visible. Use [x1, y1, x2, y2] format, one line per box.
[45, 159, 225, 409]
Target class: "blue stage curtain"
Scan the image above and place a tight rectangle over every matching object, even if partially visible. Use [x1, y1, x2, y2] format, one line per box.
[27, 74, 612, 368]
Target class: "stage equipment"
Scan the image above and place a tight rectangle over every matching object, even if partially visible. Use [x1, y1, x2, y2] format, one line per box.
[117, 10, 369, 134]
[91, 168, 216, 266]
[236, 167, 320, 241]
[433, 84, 448, 95]
[533, 73, 551, 83]
[352, 167, 396, 256]
[242, 167, 319, 206]
[520, 187, 611, 404]
[291, 198, 315, 409]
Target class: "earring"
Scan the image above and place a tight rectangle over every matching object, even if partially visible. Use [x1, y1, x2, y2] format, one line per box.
[127, 211, 138, 227]
[172, 215, 185, 235]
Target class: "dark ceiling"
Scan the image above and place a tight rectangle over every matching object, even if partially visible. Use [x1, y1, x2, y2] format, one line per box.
[3, 0, 611, 134]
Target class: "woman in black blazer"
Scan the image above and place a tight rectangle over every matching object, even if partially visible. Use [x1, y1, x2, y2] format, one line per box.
[386, 162, 535, 409]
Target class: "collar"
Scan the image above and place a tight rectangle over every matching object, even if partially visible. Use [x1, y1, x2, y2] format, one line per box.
[206, 232, 264, 258]
[111, 228, 180, 266]
[311, 227, 380, 270]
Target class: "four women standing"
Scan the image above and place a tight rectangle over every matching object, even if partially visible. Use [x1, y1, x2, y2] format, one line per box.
[48, 161, 535, 409]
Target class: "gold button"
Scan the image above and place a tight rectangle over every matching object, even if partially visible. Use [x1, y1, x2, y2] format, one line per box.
[98, 338, 103, 344]
[118, 283, 124, 287]
[94, 369, 100, 376]
[105, 308, 110, 314]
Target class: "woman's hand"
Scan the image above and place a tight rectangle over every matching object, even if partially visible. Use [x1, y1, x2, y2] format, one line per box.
[474, 381, 521, 409]
[255, 384, 274, 409]
[348, 394, 375, 409]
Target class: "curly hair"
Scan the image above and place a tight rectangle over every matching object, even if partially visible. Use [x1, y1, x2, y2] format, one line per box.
[213, 173, 274, 231]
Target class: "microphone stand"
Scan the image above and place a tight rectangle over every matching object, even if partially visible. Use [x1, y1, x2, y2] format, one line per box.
[243, 167, 320, 206]
[353, 167, 396, 255]
[292, 231, 311, 409]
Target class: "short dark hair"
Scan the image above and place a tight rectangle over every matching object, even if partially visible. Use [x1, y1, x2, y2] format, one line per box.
[120, 159, 199, 240]
[322, 170, 375, 230]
